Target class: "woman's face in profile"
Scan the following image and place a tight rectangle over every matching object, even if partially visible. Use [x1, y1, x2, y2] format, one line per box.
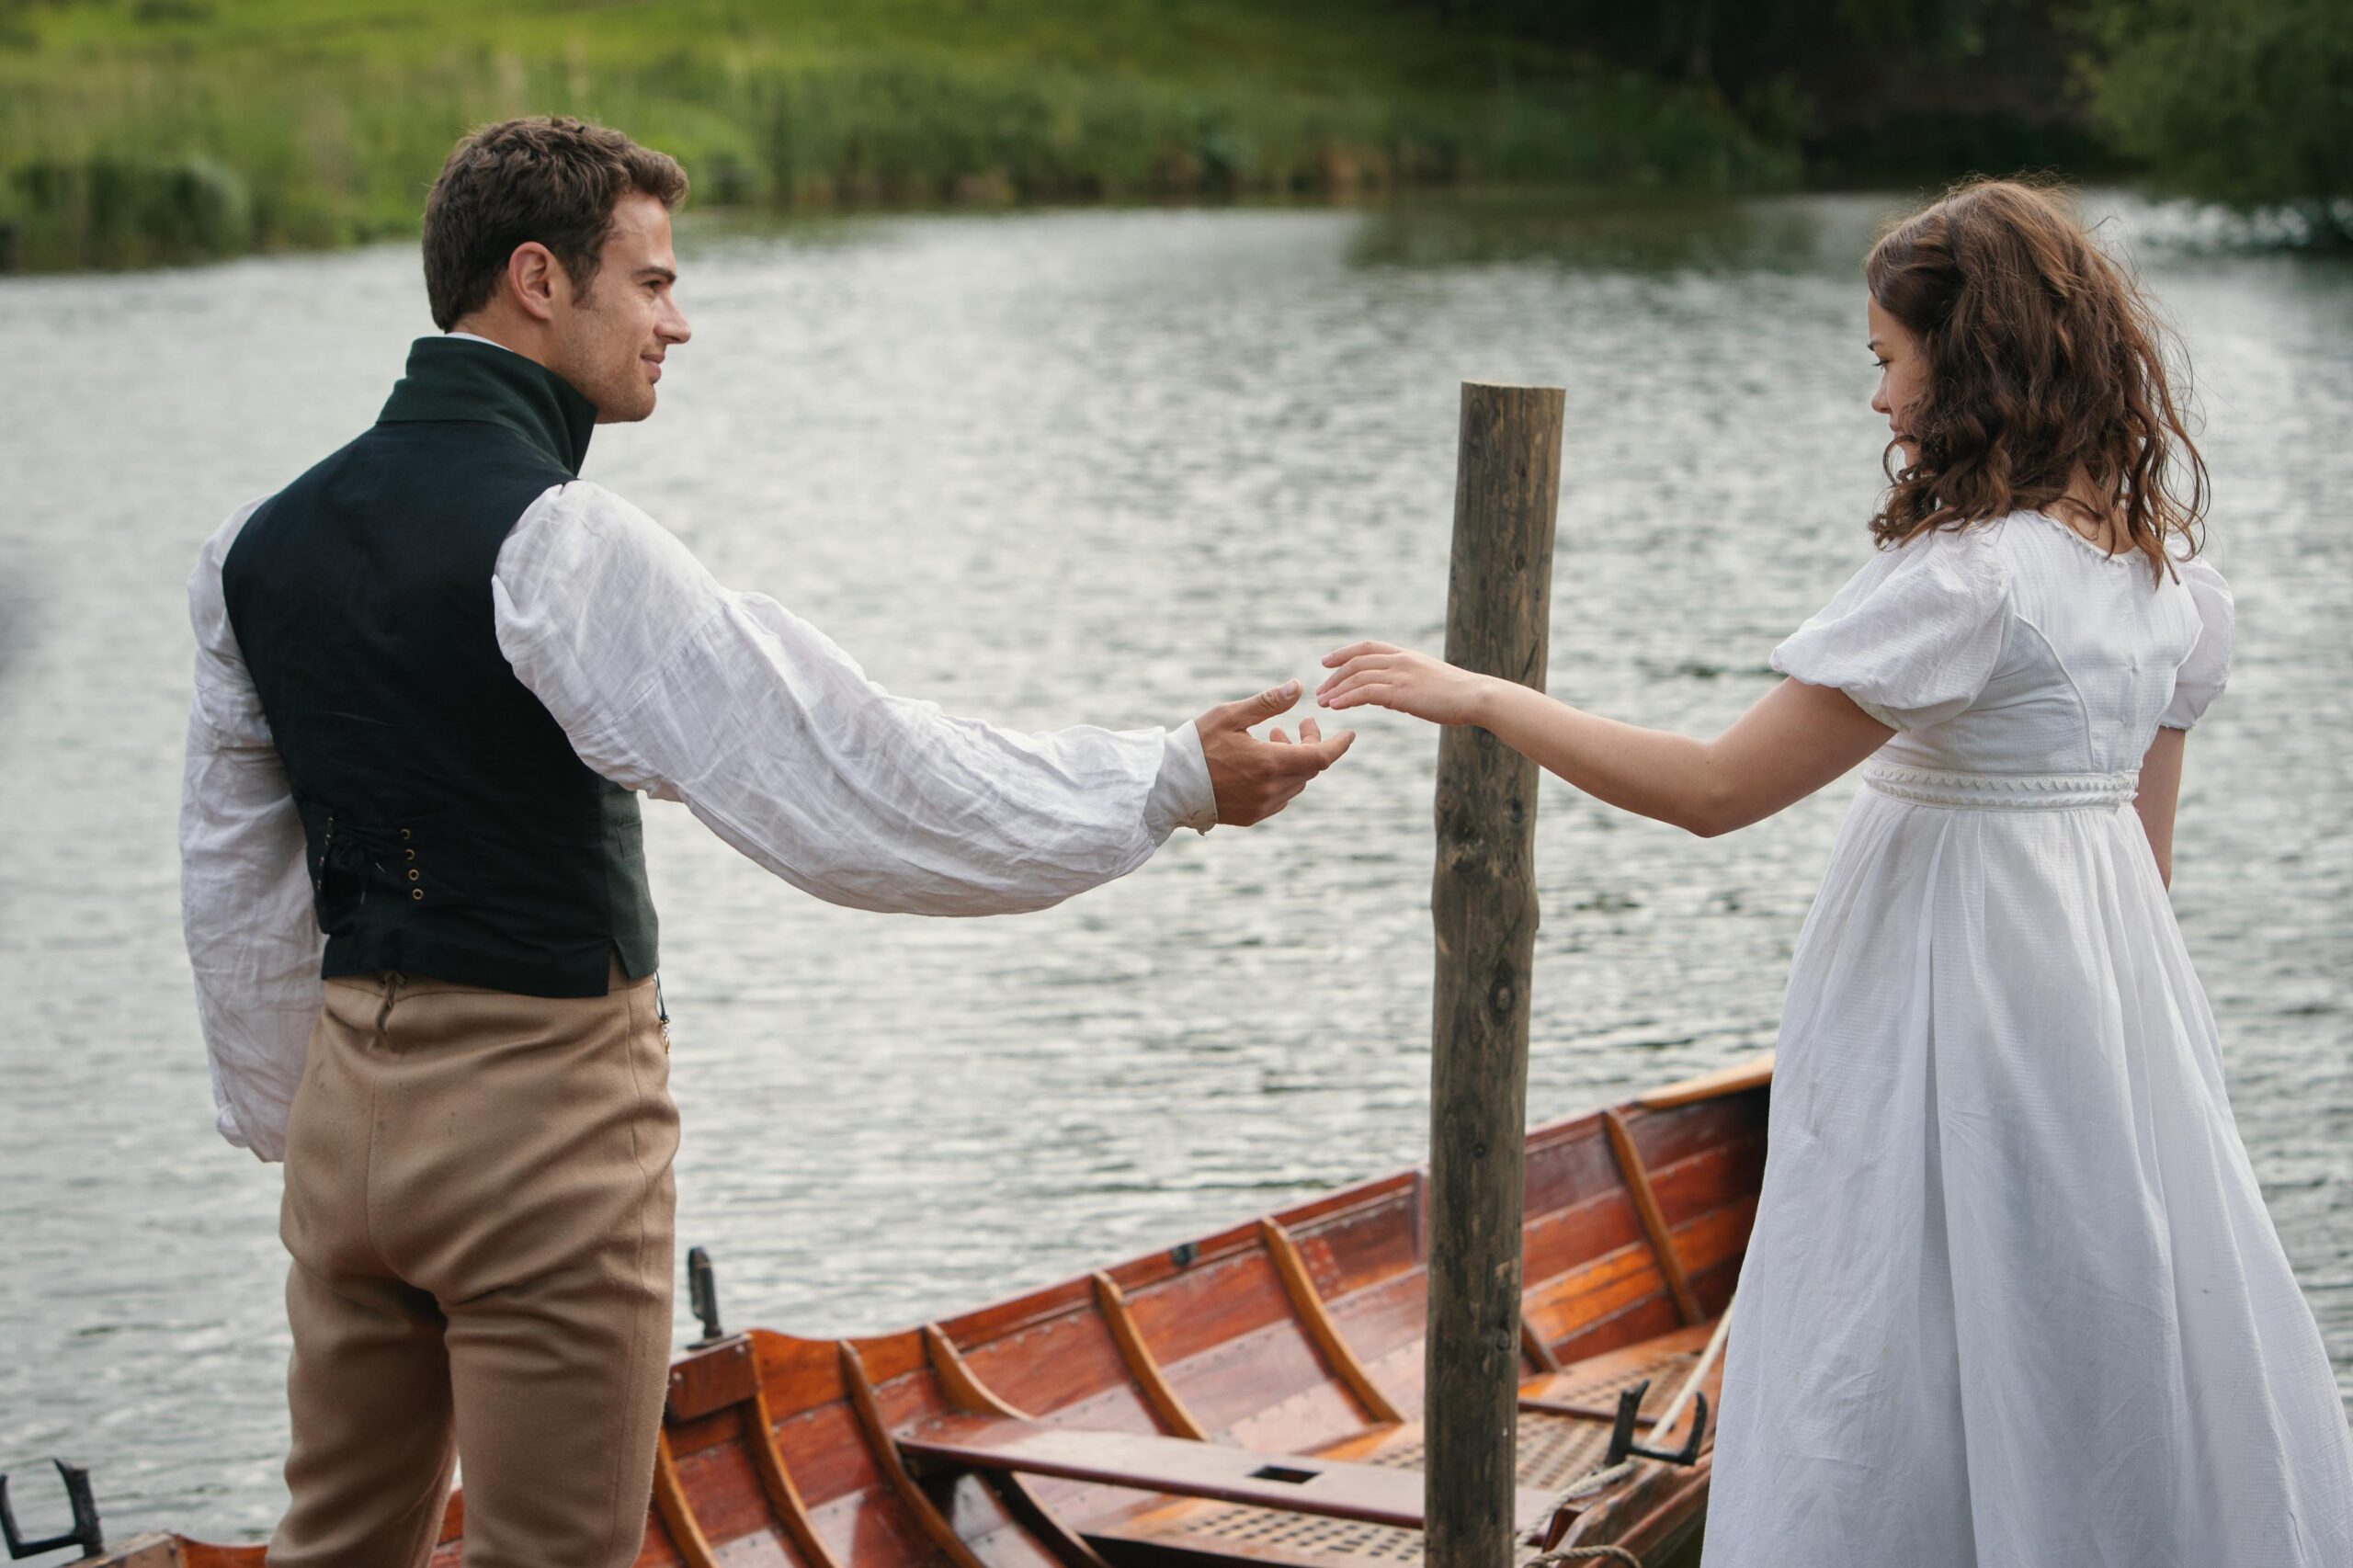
[1867, 295, 1926, 468]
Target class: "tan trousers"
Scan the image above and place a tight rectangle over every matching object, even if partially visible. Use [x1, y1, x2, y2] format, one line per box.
[269, 961, 677, 1568]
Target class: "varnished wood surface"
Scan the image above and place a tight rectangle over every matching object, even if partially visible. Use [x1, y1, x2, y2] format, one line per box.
[1602, 1109, 1703, 1327]
[745, 1379, 851, 1568]
[900, 1414, 1561, 1535]
[926, 1323, 1030, 1418]
[137, 1074, 1765, 1568]
[1260, 1219, 1406, 1425]
[1518, 1315, 1563, 1375]
[1636, 1051, 1775, 1110]
[1093, 1270, 1213, 1439]
[653, 1431, 723, 1568]
[838, 1341, 995, 1568]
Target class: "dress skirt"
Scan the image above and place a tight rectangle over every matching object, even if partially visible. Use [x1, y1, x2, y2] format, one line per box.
[1699, 765, 2353, 1567]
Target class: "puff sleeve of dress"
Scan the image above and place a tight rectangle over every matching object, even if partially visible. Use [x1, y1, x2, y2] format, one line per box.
[1770, 525, 2012, 732]
[2159, 557, 2233, 730]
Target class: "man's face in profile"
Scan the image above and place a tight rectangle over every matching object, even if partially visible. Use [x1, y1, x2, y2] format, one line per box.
[554, 191, 690, 425]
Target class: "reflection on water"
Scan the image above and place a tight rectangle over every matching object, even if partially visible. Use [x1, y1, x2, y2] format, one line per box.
[1347, 188, 1882, 274]
[1, 190, 2345, 1541]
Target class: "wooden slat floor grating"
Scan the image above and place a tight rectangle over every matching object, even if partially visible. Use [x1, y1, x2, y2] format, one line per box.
[1354, 1410, 1610, 1492]
[1535, 1349, 1699, 1415]
[1350, 1342, 1699, 1490]
[1140, 1505, 1550, 1568]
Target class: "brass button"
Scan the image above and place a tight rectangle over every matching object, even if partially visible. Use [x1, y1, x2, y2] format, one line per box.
[404, 847, 415, 862]
[400, 827, 412, 841]
[411, 888, 424, 902]
[407, 869, 421, 882]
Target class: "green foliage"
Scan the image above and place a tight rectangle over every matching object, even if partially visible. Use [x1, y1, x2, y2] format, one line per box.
[2073, 0, 2351, 244]
[1404, 0, 2108, 187]
[7, 153, 251, 267]
[1406, 0, 1991, 97]
[0, 0, 1794, 272]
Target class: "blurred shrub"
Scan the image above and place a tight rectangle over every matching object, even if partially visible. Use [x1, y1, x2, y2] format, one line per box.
[6, 153, 252, 267]
[2074, 0, 2350, 245]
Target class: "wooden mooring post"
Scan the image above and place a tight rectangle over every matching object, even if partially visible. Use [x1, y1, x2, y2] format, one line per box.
[1426, 381, 1563, 1568]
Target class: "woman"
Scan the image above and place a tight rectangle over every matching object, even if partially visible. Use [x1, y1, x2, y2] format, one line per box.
[1319, 179, 2352, 1563]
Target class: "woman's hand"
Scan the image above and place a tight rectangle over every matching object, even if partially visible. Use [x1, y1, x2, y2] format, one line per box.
[1316, 642, 1496, 726]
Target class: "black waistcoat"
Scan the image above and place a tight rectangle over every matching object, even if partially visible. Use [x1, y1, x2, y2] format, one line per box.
[222, 336, 656, 997]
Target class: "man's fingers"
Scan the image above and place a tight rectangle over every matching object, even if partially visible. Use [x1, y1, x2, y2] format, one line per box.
[1299, 716, 1322, 744]
[1257, 727, 1355, 776]
[1209, 679, 1302, 732]
[1224, 725, 1357, 824]
[1268, 725, 1291, 745]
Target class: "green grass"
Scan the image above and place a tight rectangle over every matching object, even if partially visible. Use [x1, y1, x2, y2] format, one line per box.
[0, 0, 1798, 271]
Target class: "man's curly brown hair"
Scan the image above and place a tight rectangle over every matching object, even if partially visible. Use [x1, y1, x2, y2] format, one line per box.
[1866, 178, 2207, 581]
[423, 116, 688, 333]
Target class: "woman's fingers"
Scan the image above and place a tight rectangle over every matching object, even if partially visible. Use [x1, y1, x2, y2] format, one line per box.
[1321, 640, 1399, 668]
[1324, 679, 1398, 711]
[1315, 652, 1398, 697]
[1321, 665, 1407, 706]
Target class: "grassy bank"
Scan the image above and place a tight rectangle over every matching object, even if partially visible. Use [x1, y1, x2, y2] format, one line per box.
[0, 0, 1797, 272]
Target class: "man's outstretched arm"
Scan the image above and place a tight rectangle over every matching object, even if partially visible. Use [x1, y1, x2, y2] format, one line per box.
[494, 483, 1350, 915]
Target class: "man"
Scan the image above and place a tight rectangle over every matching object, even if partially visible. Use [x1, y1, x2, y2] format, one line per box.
[178, 116, 1350, 1568]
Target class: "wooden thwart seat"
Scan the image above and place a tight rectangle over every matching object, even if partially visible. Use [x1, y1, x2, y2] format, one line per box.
[898, 1414, 1561, 1534]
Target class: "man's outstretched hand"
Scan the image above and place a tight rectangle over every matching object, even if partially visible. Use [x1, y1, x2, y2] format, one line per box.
[1196, 680, 1355, 827]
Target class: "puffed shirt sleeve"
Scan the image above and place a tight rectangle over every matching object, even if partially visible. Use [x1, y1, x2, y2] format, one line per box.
[492, 482, 1218, 916]
[1771, 525, 2012, 732]
[179, 498, 324, 1162]
[2159, 558, 2233, 731]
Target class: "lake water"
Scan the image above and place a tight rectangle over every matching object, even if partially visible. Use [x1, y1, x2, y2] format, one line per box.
[2, 190, 2346, 1544]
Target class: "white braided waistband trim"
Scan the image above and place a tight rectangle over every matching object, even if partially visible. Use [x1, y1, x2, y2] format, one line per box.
[1863, 763, 2139, 810]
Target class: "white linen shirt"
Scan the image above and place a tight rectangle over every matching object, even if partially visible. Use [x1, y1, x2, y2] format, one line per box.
[180, 476, 1217, 1162]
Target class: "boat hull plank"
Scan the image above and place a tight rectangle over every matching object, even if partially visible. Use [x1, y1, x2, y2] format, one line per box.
[1268, 1179, 1421, 1307]
[1123, 1249, 1362, 1449]
[1256, 1221, 1404, 1426]
[954, 1293, 1168, 1437]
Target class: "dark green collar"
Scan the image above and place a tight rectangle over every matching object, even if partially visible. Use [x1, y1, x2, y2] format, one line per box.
[378, 335, 597, 474]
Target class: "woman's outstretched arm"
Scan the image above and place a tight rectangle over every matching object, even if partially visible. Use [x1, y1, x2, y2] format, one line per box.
[1318, 642, 1893, 837]
[2134, 727, 2186, 889]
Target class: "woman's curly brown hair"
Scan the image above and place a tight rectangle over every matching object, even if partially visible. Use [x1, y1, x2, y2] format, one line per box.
[1866, 177, 2207, 581]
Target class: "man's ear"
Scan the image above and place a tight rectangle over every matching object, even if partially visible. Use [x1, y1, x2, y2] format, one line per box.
[506, 241, 563, 323]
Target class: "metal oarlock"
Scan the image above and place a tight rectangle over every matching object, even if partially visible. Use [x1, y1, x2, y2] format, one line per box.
[688, 1245, 726, 1348]
[0, 1458, 104, 1561]
[1602, 1381, 1710, 1469]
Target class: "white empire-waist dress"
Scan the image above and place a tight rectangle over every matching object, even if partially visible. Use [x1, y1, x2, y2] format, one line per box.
[1701, 513, 2353, 1565]
[179, 478, 1219, 1163]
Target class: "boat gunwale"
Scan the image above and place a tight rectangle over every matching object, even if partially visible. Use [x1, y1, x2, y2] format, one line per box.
[119, 1062, 1769, 1567]
[662, 1076, 1769, 1437]
[926, 1074, 1768, 1366]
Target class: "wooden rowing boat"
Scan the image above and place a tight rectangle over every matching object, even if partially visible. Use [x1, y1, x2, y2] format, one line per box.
[24, 1052, 1770, 1568]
